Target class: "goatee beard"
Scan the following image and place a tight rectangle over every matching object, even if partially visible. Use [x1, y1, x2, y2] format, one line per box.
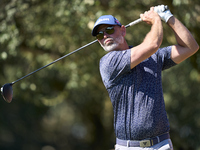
[101, 35, 124, 52]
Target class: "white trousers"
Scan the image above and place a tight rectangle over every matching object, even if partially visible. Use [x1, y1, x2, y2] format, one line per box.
[115, 139, 173, 150]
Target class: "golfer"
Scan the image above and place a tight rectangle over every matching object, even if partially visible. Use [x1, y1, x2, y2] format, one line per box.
[92, 5, 199, 150]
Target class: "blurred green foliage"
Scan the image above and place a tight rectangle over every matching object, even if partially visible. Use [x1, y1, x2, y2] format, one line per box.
[0, 0, 200, 149]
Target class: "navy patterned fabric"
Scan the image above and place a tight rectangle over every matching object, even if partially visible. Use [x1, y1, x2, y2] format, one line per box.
[99, 46, 176, 140]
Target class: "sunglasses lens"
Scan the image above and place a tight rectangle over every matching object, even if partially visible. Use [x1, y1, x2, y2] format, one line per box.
[96, 26, 115, 40]
[96, 32, 104, 40]
[106, 27, 115, 34]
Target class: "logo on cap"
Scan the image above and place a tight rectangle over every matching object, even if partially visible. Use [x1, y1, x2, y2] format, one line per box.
[116, 20, 120, 24]
[95, 18, 110, 25]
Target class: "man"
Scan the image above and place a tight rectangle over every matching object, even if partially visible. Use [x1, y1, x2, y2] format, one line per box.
[92, 5, 199, 150]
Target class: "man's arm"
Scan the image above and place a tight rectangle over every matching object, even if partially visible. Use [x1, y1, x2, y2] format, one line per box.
[130, 7, 163, 69]
[169, 16, 199, 64]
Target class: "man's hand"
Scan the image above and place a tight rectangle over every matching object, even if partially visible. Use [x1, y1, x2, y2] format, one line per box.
[140, 7, 161, 25]
[130, 7, 163, 69]
[154, 5, 173, 23]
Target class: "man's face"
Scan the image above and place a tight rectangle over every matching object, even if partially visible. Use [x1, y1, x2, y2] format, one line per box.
[97, 25, 125, 52]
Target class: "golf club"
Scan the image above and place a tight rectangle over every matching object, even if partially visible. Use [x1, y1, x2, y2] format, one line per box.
[1, 4, 170, 103]
[1, 3, 170, 103]
[1, 18, 143, 103]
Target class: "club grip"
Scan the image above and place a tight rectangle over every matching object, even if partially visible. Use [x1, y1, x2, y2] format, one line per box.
[125, 18, 142, 28]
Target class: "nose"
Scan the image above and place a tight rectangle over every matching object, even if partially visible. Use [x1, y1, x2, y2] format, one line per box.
[103, 31, 110, 39]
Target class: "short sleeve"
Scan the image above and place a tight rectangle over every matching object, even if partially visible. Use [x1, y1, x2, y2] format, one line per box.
[99, 49, 131, 89]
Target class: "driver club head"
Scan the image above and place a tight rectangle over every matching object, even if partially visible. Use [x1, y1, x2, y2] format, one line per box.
[1, 83, 13, 103]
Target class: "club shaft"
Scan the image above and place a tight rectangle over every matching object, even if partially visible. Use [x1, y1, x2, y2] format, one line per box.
[125, 18, 142, 28]
[11, 18, 142, 85]
[12, 39, 98, 84]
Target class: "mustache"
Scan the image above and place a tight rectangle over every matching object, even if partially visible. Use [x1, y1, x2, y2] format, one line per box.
[104, 38, 114, 45]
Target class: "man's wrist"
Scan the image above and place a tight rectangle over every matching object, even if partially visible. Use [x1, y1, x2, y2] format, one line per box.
[166, 16, 175, 25]
[164, 11, 173, 23]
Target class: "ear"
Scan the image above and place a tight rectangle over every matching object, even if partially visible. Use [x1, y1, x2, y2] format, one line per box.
[120, 25, 126, 37]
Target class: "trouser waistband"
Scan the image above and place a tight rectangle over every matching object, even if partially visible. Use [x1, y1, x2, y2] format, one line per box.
[116, 133, 170, 147]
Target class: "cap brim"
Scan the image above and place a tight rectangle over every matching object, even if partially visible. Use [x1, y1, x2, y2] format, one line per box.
[92, 24, 101, 36]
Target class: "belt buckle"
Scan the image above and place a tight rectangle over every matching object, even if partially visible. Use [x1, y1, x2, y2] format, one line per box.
[139, 139, 153, 147]
[127, 140, 130, 147]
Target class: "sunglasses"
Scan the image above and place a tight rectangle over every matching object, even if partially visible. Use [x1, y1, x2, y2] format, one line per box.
[96, 26, 115, 40]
